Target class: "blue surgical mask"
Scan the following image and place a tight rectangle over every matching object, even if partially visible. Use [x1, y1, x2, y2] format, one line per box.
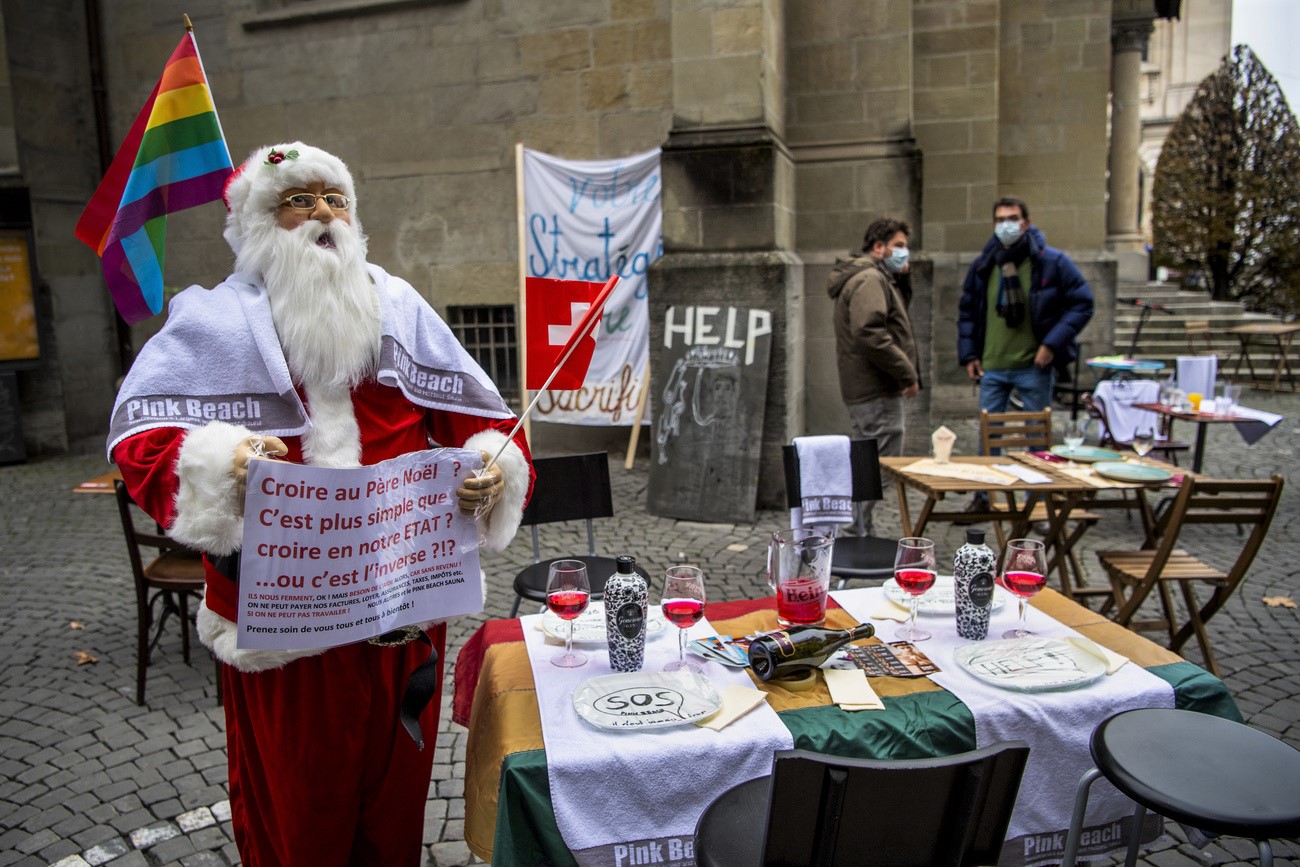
[884, 247, 909, 273]
[994, 220, 1023, 246]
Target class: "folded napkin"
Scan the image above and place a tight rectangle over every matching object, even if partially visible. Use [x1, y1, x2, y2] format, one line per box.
[824, 668, 885, 711]
[792, 435, 854, 527]
[993, 463, 1053, 484]
[695, 684, 769, 731]
[1061, 636, 1129, 674]
[1231, 405, 1284, 446]
[869, 598, 912, 623]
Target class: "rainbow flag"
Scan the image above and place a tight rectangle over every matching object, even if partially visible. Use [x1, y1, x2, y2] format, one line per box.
[75, 32, 232, 324]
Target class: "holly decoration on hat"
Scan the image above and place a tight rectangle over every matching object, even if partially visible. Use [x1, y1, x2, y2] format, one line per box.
[264, 148, 300, 166]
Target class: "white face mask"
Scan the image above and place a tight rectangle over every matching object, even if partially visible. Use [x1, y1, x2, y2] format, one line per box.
[994, 220, 1023, 246]
[884, 247, 910, 273]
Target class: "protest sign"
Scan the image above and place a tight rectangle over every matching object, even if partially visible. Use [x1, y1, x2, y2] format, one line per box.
[236, 448, 483, 650]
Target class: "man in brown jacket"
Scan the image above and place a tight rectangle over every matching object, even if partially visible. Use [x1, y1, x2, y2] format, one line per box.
[828, 217, 920, 535]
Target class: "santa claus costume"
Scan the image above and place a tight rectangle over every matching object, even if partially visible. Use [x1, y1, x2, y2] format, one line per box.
[110, 143, 531, 867]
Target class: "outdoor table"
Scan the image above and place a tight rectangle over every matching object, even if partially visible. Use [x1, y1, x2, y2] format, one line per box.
[72, 467, 122, 494]
[878, 454, 1182, 602]
[452, 590, 1239, 867]
[1085, 357, 1166, 382]
[1229, 321, 1300, 392]
[1131, 403, 1245, 473]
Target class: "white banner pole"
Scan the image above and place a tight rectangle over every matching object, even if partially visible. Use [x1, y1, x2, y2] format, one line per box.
[514, 142, 531, 446]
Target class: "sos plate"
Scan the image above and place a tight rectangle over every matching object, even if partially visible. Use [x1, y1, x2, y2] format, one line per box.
[572, 671, 722, 730]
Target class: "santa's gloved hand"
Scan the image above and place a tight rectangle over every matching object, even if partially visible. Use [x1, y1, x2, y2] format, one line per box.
[457, 450, 504, 518]
[232, 435, 289, 511]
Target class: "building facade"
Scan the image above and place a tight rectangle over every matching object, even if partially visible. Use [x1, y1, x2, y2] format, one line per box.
[3, 0, 1171, 500]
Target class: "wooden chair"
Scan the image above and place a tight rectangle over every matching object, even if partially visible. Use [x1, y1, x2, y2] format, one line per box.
[978, 407, 1052, 454]
[781, 439, 894, 589]
[509, 452, 651, 617]
[695, 743, 1030, 867]
[113, 479, 210, 706]
[1096, 474, 1284, 677]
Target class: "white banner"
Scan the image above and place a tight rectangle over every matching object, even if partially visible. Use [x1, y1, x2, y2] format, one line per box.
[522, 146, 661, 425]
[236, 449, 483, 650]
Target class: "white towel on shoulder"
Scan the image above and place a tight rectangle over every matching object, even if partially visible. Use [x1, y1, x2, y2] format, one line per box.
[792, 435, 853, 527]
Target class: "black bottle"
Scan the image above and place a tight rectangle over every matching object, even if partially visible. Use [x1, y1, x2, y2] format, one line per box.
[748, 623, 876, 682]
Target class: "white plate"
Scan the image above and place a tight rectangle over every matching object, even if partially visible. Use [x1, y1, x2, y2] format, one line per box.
[541, 601, 667, 644]
[953, 638, 1107, 692]
[572, 671, 722, 730]
[884, 575, 1008, 616]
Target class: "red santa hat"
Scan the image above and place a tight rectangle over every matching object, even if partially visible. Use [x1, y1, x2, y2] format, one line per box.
[222, 142, 358, 255]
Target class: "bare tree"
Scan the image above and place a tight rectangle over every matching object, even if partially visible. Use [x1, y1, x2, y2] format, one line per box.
[1153, 45, 1300, 314]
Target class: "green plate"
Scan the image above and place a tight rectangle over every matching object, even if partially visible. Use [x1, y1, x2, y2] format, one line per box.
[1050, 445, 1123, 463]
[1092, 461, 1173, 483]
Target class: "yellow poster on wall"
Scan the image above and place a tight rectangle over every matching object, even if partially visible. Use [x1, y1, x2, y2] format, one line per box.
[0, 232, 37, 362]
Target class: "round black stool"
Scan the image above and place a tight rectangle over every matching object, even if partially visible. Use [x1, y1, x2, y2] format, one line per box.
[1061, 708, 1300, 867]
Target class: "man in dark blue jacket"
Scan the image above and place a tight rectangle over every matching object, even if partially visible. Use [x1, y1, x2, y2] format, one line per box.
[958, 196, 1094, 416]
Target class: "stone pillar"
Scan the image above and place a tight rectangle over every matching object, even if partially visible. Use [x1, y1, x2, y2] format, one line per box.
[1107, 17, 1153, 263]
[650, 0, 800, 511]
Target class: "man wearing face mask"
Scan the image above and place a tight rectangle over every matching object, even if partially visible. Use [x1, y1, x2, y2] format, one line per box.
[828, 217, 920, 536]
[956, 196, 1093, 517]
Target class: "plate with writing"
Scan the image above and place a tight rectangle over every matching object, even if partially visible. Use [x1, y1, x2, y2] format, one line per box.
[953, 638, 1106, 692]
[541, 601, 667, 644]
[572, 671, 722, 730]
[884, 575, 1008, 616]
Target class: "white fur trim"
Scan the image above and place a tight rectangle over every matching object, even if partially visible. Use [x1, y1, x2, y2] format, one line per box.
[223, 142, 359, 257]
[197, 603, 326, 673]
[464, 429, 529, 551]
[300, 382, 362, 467]
[169, 422, 252, 556]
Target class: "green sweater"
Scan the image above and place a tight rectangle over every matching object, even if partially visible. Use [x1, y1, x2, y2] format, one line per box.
[982, 259, 1036, 370]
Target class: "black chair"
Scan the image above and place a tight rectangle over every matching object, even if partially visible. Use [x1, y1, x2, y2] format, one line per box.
[509, 452, 650, 617]
[1061, 708, 1300, 867]
[782, 439, 894, 589]
[1053, 341, 1091, 420]
[113, 479, 210, 705]
[695, 743, 1030, 867]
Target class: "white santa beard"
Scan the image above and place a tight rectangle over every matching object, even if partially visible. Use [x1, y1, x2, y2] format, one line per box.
[241, 218, 382, 392]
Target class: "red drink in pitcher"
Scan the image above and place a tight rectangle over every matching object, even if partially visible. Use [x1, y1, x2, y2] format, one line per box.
[777, 577, 828, 627]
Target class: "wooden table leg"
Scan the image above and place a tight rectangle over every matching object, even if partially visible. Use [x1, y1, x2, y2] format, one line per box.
[893, 478, 914, 536]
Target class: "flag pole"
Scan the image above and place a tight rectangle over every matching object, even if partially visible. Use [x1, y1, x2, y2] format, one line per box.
[623, 358, 651, 469]
[514, 143, 531, 447]
[486, 276, 619, 470]
[183, 13, 193, 31]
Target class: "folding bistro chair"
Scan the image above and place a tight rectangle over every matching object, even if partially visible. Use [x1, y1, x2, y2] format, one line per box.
[1086, 381, 1188, 464]
[113, 479, 213, 706]
[781, 439, 894, 589]
[695, 744, 1030, 867]
[509, 452, 650, 617]
[1096, 474, 1284, 677]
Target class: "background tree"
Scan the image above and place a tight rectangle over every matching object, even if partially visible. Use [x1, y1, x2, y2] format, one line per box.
[1153, 45, 1300, 314]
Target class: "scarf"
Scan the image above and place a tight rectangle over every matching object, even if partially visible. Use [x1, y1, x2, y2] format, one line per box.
[993, 234, 1031, 327]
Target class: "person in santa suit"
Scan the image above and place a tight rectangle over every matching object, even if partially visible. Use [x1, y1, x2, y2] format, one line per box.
[108, 142, 533, 867]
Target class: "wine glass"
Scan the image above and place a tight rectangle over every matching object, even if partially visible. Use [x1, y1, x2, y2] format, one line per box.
[1131, 426, 1155, 463]
[1064, 418, 1088, 451]
[546, 560, 590, 668]
[893, 537, 937, 642]
[999, 539, 1047, 639]
[661, 565, 706, 673]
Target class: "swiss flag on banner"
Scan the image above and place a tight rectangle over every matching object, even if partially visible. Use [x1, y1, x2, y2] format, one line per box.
[525, 276, 619, 390]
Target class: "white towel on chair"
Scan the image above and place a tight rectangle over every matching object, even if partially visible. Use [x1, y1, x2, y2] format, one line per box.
[793, 435, 854, 527]
[1176, 356, 1217, 399]
[1093, 379, 1159, 444]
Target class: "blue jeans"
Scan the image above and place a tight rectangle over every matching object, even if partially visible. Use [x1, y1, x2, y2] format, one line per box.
[978, 366, 1055, 457]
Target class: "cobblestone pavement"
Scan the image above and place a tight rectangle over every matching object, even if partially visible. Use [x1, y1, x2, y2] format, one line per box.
[2, 388, 1297, 867]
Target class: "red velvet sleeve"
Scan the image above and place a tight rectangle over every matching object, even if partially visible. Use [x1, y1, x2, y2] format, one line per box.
[112, 428, 186, 529]
[428, 412, 535, 504]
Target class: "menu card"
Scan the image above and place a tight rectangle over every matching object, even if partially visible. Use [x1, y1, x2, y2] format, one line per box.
[847, 641, 940, 677]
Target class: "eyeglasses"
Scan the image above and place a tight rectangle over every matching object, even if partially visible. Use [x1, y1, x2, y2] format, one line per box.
[279, 192, 350, 211]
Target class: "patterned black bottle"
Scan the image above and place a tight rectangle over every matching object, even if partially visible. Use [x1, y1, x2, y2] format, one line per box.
[954, 528, 997, 640]
[604, 556, 647, 672]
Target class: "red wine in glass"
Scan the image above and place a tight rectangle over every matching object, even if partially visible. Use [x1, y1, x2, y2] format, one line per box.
[547, 590, 590, 620]
[661, 597, 704, 628]
[894, 568, 937, 595]
[1002, 571, 1045, 599]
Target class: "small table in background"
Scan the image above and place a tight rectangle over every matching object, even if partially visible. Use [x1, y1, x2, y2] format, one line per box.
[72, 467, 122, 494]
[1229, 322, 1300, 392]
[1085, 357, 1166, 383]
[1131, 403, 1241, 473]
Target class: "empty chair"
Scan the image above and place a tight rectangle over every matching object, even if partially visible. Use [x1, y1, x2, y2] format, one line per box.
[1096, 474, 1284, 677]
[1053, 341, 1090, 420]
[113, 479, 208, 705]
[1085, 382, 1188, 464]
[781, 439, 894, 589]
[979, 407, 1052, 454]
[1061, 708, 1300, 867]
[695, 743, 1030, 867]
[510, 452, 650, 617]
